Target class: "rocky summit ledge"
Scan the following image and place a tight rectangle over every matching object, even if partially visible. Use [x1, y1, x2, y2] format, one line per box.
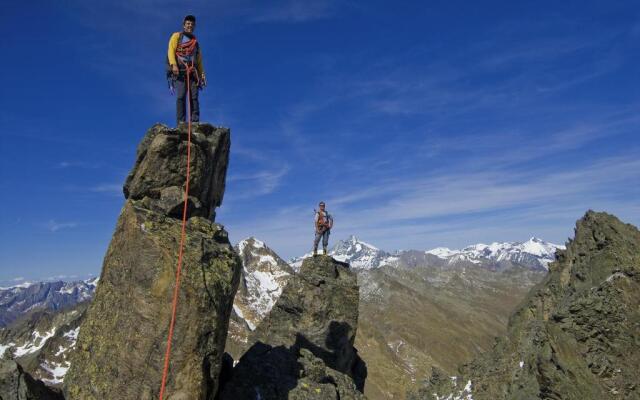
[124, 123, 230, 221]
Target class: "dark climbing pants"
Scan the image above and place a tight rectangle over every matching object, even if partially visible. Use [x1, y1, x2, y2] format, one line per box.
[175, 76, 199, 124]
[314, 229, 330, 251]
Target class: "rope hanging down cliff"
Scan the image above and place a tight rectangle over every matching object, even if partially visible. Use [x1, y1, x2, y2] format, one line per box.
[158, 55, 197, 400]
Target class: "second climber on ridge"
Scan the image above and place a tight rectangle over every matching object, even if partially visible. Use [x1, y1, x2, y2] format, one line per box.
[167, 15, 207, 125]
[313, 201, 334, 256]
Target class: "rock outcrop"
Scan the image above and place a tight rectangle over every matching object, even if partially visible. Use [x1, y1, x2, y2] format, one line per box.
[63, 123, 241, 400]
[219, 256, 367, 400]
[123, 123, 230, 220]
[415, 211, 640, 400]
[0, 359, 63, 400]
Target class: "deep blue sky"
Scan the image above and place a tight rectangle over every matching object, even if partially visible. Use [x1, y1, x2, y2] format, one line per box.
[1, 1, 639, 284]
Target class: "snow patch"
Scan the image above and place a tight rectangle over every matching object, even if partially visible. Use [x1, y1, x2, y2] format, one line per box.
[58, 283, 77, 295]
[0, 343, 15, 358]
[426, 247, 461, 258]
[41, 360, 70, 385]
[435, 379, 474, 400]
[0, 281, 36, 290]
[257, 254, 277, 267]
[64, 327, 80, 341]
[233, 304, 256, 331]
[13, 328, 56, 357]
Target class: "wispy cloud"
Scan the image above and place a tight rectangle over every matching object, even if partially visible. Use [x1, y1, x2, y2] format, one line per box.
[90, 183, 123, 196]
[57, 161, 104, 169]
[225, 152, 640, 258]
[227, 165, 290, 200]
[43, 220, 79, 233]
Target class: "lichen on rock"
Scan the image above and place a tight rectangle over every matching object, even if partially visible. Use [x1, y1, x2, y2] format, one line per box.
[63, 123, 241, 400]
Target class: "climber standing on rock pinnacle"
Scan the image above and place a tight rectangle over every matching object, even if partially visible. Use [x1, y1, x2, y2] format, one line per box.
[167, 15, 207, 125]
[313, 201, 333, 256]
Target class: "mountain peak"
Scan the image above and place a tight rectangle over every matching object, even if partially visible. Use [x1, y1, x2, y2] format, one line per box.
[237, 237, 266, 255]
[336, 235, 379, 251]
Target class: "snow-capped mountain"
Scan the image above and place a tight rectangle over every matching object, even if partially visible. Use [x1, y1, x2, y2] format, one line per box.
[0, 277, 98, 327]
[290, 235, 562, 272]
[0, 299, 87, 386]
[290, 235, 392, 270]
[425, 237, 564, 270]
[0, 278, 96, 385]
[227, 237, 294, 356]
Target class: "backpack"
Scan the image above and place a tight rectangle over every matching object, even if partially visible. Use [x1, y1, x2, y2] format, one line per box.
[314, 210, 333, 231]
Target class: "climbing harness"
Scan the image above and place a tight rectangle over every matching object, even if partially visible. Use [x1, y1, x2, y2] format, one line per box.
[166, 33, 203, 94]
[158, 51, 196, 400]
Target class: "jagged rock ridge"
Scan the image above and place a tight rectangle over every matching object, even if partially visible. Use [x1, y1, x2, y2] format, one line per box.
[219, 256, 368, 399]
[61, 123, 242, 400]
[417, 211, 640, 400]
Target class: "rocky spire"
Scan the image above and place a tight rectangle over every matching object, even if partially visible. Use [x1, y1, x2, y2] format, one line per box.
[218, 256, 368, 399]
[63, 123, 242, 399]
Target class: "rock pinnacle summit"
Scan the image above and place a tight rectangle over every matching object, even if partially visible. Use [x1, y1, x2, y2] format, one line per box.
[63, 123, 242, 400]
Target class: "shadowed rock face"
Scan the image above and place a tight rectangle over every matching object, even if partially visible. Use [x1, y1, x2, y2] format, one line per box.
[124, 123, 230, 221]
[63, 123, 241, 400]
[416, 211, 640, 400]
[0, 359, 63, 400]
[219, 256, 368, 400]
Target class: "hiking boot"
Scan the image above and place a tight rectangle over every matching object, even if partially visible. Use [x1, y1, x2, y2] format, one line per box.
[313, 249, 318, 257]
[323, 248, 327, 255]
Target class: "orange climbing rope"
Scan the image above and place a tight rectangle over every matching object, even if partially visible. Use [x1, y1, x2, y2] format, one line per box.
[158, 59, 196, 400]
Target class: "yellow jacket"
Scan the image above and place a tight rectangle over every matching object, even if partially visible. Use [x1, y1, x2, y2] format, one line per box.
[167, 32, 205, 75]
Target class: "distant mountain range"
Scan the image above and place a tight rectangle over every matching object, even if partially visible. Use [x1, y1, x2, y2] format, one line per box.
[291, 234, 563, 271]
[228, 235, 557, 398]
[0, 235, 560, 397]
[0, 278, 97, 328]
